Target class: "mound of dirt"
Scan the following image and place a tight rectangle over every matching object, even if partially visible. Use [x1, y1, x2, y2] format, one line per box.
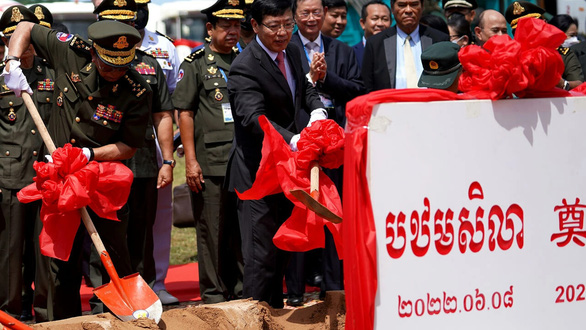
[30, 291, 345, 330]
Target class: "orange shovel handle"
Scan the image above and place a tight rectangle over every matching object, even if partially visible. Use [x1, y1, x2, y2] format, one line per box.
[0, 310, 32, 330]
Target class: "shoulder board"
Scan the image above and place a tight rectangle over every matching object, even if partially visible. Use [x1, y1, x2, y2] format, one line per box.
[156, 31, 174, 43]
[185, 47, 205, 63]
[69, 36, 92, 52]
[558, 46, 569, 55]
[124, 71, 150, 98]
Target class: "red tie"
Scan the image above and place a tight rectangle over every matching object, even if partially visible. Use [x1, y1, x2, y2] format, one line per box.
[276, 51, 287, 81]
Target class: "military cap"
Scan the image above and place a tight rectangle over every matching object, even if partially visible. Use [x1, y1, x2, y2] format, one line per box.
[443, 0, 477, 10]
[135, 0, 151, 5]
[505, 1, 545, 30]
[418, 41, 462, 90]
[0, 6, 39, 37]
[94, 0, 137, 21]
[29, 4, 53, 28]
[87, 20, 141, 67]
[201, 0, 246, 21]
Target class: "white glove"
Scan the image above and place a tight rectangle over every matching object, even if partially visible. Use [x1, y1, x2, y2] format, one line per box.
[290, 134, 300, 152]
[307, 108, 328, 127]
[44, 155, 53, 163]
[1, 60, 33, 97]
[176, 144, 185, 158]
[82, 147, 93, 162]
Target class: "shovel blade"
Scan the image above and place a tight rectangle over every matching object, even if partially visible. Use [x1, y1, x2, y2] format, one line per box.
[290, 189, 342, 223]
[94, 272, 162, 323]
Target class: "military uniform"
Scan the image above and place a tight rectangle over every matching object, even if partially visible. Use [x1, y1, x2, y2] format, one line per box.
[124, 49, 174, 288]
[173, 42, 242, 303]
[140, 29, 179, 93]
[558, 46, 584, 83]
[0, 57, 54, 317]
[27, 22, 151, 319]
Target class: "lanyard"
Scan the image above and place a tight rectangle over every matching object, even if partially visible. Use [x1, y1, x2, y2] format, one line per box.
[218, 67, 228, 83]
[303, 36, 324, 64]
[236, 42, 243, 52]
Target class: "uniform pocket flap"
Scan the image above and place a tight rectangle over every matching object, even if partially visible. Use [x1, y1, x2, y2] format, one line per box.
[0, 96, 23, 109]
[0, 144, 21, 158]
[203, 130, 233, 144]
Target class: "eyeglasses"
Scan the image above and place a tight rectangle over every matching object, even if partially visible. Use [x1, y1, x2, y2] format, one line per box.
[261, 21, 296, 33]
[297, 10, 323, 19]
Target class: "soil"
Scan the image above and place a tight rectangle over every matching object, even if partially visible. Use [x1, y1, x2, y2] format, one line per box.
[29, 291, 346, 330]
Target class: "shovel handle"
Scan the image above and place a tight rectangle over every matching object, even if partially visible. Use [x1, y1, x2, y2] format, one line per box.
[310, 161, 319, 199]
[22, 94, 107, 257]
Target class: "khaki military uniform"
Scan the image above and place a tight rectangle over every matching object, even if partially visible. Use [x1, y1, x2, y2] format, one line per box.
[124, 49, 173, 288]
[173, 44, 242, 303]
[559, 46, 584, 83]
[0, 57, 54, 317]
[29, 25, 152, 320]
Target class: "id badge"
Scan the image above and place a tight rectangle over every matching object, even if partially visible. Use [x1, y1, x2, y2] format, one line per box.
[222, 103, 234, 123]
[319, 94, 334, 108]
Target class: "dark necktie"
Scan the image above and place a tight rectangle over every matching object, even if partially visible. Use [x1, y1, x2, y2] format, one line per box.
[276, 51, 287, 81]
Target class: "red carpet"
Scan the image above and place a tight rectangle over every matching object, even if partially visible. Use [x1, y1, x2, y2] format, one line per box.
[81, 263, 201, 311]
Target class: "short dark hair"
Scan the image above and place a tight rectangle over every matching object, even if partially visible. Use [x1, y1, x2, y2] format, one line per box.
[420, 14, 449, 35]
[323, 0, 346, 10]
[251, 0, 292, 25]
[361, 0, 391, 20]
[447, 12, 472, 41]
[292, 0, 323, 16]
[549, 14, 577, 33]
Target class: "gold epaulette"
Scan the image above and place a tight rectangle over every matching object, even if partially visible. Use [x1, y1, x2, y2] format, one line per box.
[558, 46, 569, 55]
[184, 47, 205, 63]
[156, 30, 175, 43]
[124, 73, 149, 98]
[70, 36, 91, 52]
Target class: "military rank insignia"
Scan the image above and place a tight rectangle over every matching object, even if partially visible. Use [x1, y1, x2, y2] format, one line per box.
[56, 92, 64, 107]
[71, 72, 81, 83]
[150, 48, 169, 59]
[135, 63, 156, 75]
[8, 109, 16, 122]
[37, 79, 54, 91]
[208, 66, 218, 75]
[94, 104, 123, 123]
[214, 88, 223, 101]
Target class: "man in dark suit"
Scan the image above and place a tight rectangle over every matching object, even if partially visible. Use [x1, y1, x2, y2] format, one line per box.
[227, 0, 326, 309]
[362, 0, 449, 92]
[352, 0, 391, 70]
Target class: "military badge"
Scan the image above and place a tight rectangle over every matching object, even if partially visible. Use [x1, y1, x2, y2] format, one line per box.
[57, 92, 63, 107]
[37, 79, 55, 91]
[11, 7, 23, 23]
[228, 0, 239, 5]
[177, 69, 184, 82]
[150, 48, 169, 59]
[113, 0, 127, 7]
[56, 32, 73, 43]
[135, 63, 156, 75]
[71, 73, 81, 83]
[94, 104, 123, 123]
[513, 2, 525, 15]
[429, 61, 439, 70]
[214, 88, 223, 101]
[112, 84, 118, 93]
[37, 65, 42, 73]
[8, 109, 16, 121]
[114, 36, 129, 49]
[86, 63, 92, 72]
[208, 66, 218, 75]
[34, 6, 44, 20]
[149, 36, 154, 41]
[208, 53, 214, 61]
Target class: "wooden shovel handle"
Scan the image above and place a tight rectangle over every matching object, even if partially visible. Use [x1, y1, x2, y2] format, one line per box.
[310, 161, 319, 199]
[22, 93, 107, 255]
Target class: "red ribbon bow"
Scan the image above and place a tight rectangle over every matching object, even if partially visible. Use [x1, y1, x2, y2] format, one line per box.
[17, 144, 133, 261]
[236, 116, 344, 257]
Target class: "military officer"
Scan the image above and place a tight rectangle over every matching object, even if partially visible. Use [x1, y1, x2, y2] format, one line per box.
[0, 5, 55, 320]
[174, 0, 244, 304]
[94, 0, 175, 294]
[4, 19, 152, 319]
[505, 1, 584, 90]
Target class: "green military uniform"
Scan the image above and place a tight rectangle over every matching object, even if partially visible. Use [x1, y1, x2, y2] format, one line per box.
[173, 42, 242, 303]
[0, 57, 54, 317]
[558, 46, 584, 83]
[124, 49, 174, 288]
[28, 22, 151, 319]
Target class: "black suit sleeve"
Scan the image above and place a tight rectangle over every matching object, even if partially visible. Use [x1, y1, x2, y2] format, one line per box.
[361, 35, 377, 93]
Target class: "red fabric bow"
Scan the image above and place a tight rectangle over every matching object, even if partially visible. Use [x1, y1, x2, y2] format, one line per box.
[459, 18, 568, 99]
[17, 144, 133, 261]
[236, 116, 344, 257]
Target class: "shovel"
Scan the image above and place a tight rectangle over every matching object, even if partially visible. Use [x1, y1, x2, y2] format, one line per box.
[0, 310, 32, 330]
[22, 93, 162, 323]
[290, 161, 342, 223]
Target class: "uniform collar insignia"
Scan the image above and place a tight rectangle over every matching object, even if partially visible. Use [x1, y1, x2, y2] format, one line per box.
[513, 2, 525, 15]
[85, 63, 92, 72]
[37, 65, 42, 73]
[208, 53, 214, 61]
[112, 84, 119, 93]
[207, 66, 217, 74]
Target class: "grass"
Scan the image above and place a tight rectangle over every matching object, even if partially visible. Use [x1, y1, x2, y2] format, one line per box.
[169, 152, 198, 265]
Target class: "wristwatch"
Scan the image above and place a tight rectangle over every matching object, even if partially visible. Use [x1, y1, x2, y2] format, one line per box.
[162, 159, 176, 168]
[563, 80, 571, 91]
[4, 55, 20, 64]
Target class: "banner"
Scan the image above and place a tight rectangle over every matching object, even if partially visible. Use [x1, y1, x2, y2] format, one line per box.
[367, 96, 586, 329]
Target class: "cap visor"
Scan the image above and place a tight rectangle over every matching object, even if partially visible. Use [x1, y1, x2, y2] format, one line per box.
[418, 69, 460, 90]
